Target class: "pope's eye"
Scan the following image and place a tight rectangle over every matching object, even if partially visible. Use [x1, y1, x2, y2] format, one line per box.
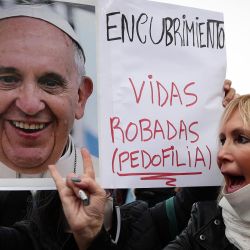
[39, 78, 60, 88]
[38, 73, 67, 94]
[0, 75, 19, 84]
[38, 73, 66, 90]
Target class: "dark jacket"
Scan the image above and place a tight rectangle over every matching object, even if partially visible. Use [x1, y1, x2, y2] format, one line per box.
[0, 191, 110, 250]
[0, 191, 79, 250]
[0, 191, 39, 250]
[114, 187, 220, 250]
[164, 201, 238, 250]
[0, 187, 219, 250]
[0, 222, 38, 250]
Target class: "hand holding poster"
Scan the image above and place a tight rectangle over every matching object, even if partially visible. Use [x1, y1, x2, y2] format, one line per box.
[97, 0, 226, 188]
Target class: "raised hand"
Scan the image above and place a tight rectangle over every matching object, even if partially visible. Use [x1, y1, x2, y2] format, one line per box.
[223, 79, 238, 107]
[49, 148, 107, 250]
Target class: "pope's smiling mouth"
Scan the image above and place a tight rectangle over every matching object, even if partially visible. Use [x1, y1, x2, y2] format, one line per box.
[9, 120, 49, 133]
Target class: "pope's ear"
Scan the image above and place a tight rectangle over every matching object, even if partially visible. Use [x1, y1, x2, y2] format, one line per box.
[75, 76, 93, 120]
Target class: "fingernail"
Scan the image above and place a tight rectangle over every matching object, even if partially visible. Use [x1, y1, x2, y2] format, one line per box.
[71, 177, 81, 183]
[78, 189, 89, 206]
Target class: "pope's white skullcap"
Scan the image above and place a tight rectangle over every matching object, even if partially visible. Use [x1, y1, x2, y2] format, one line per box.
[0, 3, 85, 61]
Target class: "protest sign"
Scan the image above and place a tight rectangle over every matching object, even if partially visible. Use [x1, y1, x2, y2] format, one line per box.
[97, 0, 226, 188]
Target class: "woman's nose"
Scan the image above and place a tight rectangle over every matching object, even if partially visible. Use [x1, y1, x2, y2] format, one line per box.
[217, 142, 233, 168]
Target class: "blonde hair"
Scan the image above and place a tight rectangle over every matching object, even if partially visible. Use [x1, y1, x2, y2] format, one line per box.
[221, 94, 250, 128]
[217, 95, 250, 202]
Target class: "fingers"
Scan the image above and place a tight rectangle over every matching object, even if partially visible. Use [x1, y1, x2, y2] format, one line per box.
[65, 173, 84, 198]
[64, 148, 95, 194]
[223, 79, 232, 91]
[223, 87, 236, 107]
[48, 164, 65, 191]
[65, 147, 96, 196]
[223, 79, 236, 107]
[74, 178, 105, 196]
[81, 148, 95, 179]
[66, 174, 104, 198]
[79, 148, 105, 196]
[49, 148, 103, 205]
[78, 189, 89, 205]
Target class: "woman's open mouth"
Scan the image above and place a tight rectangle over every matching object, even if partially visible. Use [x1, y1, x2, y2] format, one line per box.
[224, 174, 246, 193]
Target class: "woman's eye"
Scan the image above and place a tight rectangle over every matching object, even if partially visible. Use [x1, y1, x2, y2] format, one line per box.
[219, 138, 226, 146]
[219, 134, 226, 145]
[236, 135, 250, 144]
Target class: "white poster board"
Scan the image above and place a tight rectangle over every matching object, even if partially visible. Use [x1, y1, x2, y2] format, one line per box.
[97, 0, 226, 188]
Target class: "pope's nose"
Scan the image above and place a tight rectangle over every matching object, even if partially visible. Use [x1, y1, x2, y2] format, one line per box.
[16, 84, 45, 115]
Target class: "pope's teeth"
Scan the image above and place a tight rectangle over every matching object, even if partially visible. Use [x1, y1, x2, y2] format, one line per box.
[12, 121, 46, 130]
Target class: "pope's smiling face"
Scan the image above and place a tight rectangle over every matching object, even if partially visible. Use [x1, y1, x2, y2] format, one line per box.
[0, 17, 92, 174]
[217, 109, 250, 194]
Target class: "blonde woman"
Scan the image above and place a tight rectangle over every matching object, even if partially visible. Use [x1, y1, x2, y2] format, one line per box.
[164, 94, 250, 250]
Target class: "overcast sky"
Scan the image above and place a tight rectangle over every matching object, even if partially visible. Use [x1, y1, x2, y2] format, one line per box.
[154, 0, 250, 94]
[66, 0, 250, 94]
